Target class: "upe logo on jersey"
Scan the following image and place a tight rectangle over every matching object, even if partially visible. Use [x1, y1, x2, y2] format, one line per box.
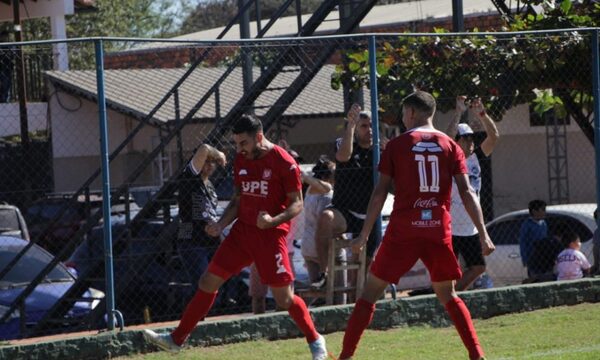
[262, 169, 272, 180]
[242, 180, 268, 196]
[413, 197, 438, 209]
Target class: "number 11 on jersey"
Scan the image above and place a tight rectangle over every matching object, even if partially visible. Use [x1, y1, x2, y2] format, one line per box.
[415, 154, 440, 193]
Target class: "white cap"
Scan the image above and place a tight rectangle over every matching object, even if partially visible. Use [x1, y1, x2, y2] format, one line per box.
[457, 123, 474, 137]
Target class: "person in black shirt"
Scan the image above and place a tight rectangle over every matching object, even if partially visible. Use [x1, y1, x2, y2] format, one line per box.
[177, 143, 227, 284]
[312, 103, 377, 289]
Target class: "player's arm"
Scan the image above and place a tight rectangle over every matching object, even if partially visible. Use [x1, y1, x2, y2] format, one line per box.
[336, 103, 361, 162]
[470, 98, 499, 156]
[454, 173, 495, 256]
[257, 191, 303, 229]
[352, 174, 393, 251]
[191, 143, 226, 171]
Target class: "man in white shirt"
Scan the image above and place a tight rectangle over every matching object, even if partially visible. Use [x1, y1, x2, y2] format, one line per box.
[446, 96, 499, 291]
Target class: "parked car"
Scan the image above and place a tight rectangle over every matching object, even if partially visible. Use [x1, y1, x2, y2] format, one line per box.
[67, 205, 253, 325]
[485, 203, 597, 286]
[0, 203, 29, 241]
[25, 193, 139, 254]
[0, 236, 104, 340]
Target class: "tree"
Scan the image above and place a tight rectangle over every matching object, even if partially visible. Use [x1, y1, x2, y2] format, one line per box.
[11, 0, 195, 69]
[331, 0, 599, 143]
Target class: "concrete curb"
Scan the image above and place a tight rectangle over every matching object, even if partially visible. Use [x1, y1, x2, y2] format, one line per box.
[2, 278, 599, 359]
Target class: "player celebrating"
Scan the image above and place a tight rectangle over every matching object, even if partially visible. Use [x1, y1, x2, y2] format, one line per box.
[339, 91, 494, 360]
[144, 115, 329, 360]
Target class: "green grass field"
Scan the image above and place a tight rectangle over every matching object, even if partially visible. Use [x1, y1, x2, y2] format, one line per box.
[120, 303, 600, 360]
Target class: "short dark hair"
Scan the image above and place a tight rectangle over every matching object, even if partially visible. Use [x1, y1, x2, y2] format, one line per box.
[561, 230, 580, 248]
[401, 91, 436, 118]
[232, 114, 262, 135]
[312, 155, 335, 180]
[528, 199, 547, 214]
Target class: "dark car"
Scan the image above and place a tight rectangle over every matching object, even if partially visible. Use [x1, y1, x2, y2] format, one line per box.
[0, 204, 29, 241]
[67, 209, 251, 325]
[25, 193, 139, 254]
[0, 236, 105, 340]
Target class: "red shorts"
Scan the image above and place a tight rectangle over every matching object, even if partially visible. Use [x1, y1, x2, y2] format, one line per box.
[208, 221, 294, 287]
[370, 234, 462, 284]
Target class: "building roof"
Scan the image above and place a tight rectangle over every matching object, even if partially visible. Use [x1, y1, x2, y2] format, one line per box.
[172, 0, 498, 41]
[46, 65, 363, 123]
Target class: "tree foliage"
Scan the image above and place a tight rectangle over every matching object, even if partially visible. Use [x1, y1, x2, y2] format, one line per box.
[331, 0, 600, 143]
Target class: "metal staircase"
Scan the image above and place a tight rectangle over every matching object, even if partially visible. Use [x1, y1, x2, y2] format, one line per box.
[0, 0, 379, 337]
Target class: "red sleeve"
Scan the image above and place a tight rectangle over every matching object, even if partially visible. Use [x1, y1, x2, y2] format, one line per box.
[282, 158, 302, 194]
[378, 139, 395, 178]
[452, 141, 468, 175]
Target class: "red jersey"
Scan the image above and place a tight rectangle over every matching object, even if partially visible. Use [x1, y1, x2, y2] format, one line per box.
[234, 145, 302, 232]
[378, 127, 467, 242]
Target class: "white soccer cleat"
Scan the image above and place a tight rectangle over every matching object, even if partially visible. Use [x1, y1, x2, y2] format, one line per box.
[142, 329, 182, 354]
[308, 334, 328, 360]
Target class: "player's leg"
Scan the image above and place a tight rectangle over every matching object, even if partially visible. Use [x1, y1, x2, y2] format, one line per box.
[338, 272, 389, 360]
[257, 229, 327, 360]
[339, 238, 416, 360]
[424, 241, 484, 360]
[454, 235, 486, 291]
[144, 223, 252, 351]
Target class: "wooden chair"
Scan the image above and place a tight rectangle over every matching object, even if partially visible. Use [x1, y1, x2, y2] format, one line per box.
[298, 234, 367, 305]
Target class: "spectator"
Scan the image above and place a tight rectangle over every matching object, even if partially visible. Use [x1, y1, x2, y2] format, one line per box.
[338, 91, 494, 360]
[144, 115, 328, 359]
[592, 208, 600, 275]
[176, 143, 226, 284]
[313, 104, 376, 289]
[446, 96, 499, 291]
[0, 30, 14, 103]
[519, 199, 548, 276]
[300, 157, 338, 301]
[526, 225, 564, 283]
[555, 231, 591, 281]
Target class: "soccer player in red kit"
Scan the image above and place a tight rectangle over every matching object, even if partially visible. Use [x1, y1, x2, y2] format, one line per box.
[338, 91, 495, 360]
[144, 115, 329, 360]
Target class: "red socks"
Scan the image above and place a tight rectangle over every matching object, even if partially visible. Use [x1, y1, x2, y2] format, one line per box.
[171, 289, 217, 346]
[287, 295, 319, 343]
[339, 299, 376, 359]
[445, 297, 484, 360]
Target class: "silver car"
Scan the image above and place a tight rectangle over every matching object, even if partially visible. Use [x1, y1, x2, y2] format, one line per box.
[485, 203, 597, 287]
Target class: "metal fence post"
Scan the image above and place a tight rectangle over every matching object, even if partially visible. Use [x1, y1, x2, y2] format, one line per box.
[592, 30, 600, 222]
[95, 38, 116, 331]
[368, 35, 382, 243]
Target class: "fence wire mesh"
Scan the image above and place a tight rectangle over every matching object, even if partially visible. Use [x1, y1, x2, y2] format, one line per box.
[0, 30, 598, 340]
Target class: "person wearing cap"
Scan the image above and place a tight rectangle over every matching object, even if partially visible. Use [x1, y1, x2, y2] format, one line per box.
[312, 103, 377, 290]
[445, 96, 499, 291]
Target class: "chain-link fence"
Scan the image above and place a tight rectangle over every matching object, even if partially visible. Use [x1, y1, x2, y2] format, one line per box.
[0, 29, 598, 340]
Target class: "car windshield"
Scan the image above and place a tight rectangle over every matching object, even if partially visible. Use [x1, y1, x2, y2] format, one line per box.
[0, 243, 73, 288]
